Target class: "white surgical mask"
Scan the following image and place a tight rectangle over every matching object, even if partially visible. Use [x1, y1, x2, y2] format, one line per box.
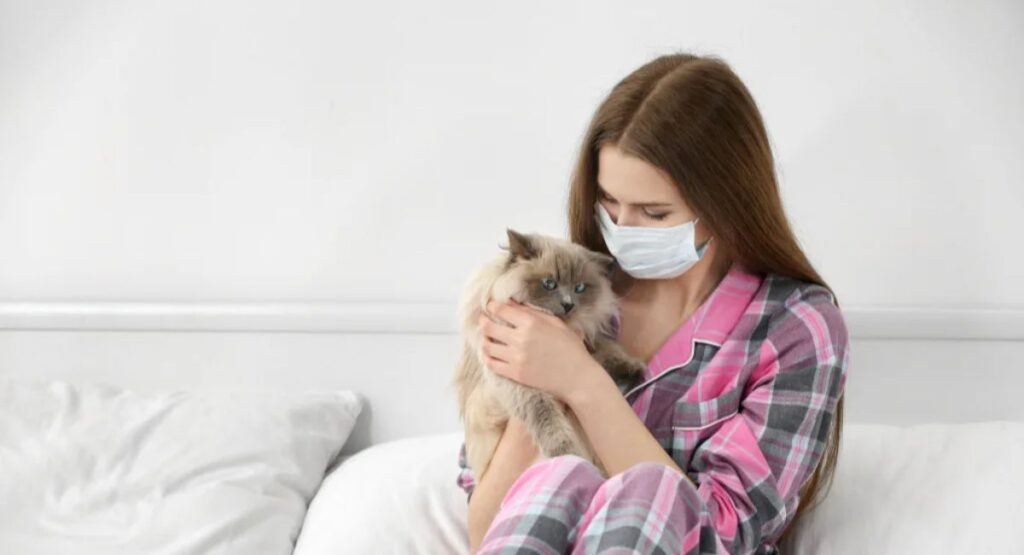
[593, 201, 712, 279]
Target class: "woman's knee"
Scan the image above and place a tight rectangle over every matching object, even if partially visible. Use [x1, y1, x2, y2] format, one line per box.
[500, 454, 605, 507]
[527, 454, 605, 487]
[610, 461, 690, 495]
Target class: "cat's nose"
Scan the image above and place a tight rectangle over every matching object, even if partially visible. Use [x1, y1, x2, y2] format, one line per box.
[561, 301, 575, 314]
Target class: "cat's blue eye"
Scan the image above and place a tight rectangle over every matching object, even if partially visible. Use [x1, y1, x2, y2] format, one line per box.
[541, 278, 557, 290]
[574, 282, 587, 293]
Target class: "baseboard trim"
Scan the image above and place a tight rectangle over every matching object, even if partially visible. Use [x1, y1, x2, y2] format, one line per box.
[0, 302, 1021, 340]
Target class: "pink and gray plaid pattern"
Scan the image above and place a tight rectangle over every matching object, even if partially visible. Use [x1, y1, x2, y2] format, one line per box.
[457, 264, 850, 554]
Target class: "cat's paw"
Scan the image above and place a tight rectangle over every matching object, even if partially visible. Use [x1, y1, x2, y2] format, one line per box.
[614, 372, 645, 395]
[622, 356, 647, 378]
[540, 436, 588, 460]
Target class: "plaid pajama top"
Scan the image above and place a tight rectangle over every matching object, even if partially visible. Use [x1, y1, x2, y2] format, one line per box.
[457, 264, 851, 554]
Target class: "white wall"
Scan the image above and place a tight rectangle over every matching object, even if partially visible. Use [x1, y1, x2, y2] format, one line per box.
[2, 0, 1021, 307]
[1, 1, 1024, 446]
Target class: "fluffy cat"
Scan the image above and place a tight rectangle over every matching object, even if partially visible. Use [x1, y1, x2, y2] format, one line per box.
[451, 228, 647, 484]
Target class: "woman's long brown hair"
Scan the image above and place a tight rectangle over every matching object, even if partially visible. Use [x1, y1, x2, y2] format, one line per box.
[566, 52, 844, 551]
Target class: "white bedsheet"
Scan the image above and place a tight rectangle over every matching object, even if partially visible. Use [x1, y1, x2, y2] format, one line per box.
[296, 422, 1024, 554]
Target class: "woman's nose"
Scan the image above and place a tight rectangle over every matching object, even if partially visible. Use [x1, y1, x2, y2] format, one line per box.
[616, 207, 641, 227]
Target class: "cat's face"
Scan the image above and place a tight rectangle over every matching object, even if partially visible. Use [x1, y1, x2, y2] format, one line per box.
[500, 228, 616, 325]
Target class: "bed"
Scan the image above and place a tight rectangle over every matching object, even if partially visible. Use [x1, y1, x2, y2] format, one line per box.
[1, 301, 1022, 554]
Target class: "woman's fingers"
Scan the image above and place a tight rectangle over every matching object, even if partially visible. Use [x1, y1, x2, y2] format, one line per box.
[486, 299, 530, 329]
[479, 310, 518, 346]
[481, 335, 514, 363]
[482, 353, 511, 375]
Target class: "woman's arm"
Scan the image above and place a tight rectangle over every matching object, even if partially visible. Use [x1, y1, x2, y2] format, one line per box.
[467, 416, 541, 554]
[567, 362, 697, 484]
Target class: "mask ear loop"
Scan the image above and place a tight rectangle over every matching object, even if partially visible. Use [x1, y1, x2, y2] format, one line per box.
[693, 217, 712, 257]
[696, 236, 713, 257]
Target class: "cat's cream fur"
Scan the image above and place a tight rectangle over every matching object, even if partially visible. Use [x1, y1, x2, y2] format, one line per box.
[451, 228, 647, 484]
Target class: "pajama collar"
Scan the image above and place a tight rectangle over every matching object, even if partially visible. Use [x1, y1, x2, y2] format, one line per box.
[635, 263, 763, 386]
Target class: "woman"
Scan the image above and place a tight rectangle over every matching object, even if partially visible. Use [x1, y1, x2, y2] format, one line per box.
[456, 52, 850, 554]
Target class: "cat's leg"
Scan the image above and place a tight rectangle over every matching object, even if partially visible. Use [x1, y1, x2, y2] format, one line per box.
[511, 391, 595, 465]
[464, 386, 509, 482]
[565, 407, 608, 478]
[591, 339, 647, 392]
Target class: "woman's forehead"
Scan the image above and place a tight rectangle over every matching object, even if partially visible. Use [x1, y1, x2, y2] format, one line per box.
[596, 144, 682, 205]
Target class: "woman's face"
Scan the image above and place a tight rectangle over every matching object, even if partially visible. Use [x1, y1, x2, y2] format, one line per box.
[595, 143, 703, 233]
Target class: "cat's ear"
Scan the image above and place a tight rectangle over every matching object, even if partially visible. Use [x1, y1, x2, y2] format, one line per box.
[589, 250, 616, 278]
[503, 228, 540, 260]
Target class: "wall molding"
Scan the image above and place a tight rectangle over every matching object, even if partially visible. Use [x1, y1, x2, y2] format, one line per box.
[0, 302, 1022, 340]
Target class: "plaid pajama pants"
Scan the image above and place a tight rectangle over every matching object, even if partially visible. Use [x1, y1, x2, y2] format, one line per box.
[477, 454, 711, 555]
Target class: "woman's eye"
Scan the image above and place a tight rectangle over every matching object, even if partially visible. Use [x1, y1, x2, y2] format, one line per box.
[646, 212, 669, 221]
[574, 282, 587, 293]
[541, 278, 557, 290]
[599, 191, 617, 203]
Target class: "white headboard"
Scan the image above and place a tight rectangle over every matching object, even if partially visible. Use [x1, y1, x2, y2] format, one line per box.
[1, 302, 1022, 455]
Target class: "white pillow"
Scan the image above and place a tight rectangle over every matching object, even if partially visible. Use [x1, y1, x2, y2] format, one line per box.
[295, 423, 1024, 555]
[782, 420, 1024, 554]
[294, 431, 469, 555]
[0, 377, 362, 555]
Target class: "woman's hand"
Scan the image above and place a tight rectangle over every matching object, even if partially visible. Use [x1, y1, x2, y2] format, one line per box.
[478, 299, 601, 405]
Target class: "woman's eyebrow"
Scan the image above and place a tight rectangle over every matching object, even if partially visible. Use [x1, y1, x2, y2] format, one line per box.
[597, 183, 673, 207]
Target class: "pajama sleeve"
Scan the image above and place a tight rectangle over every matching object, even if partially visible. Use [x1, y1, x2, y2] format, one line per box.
[457, 440, 476, 502]
[680, 285, 850, 553]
